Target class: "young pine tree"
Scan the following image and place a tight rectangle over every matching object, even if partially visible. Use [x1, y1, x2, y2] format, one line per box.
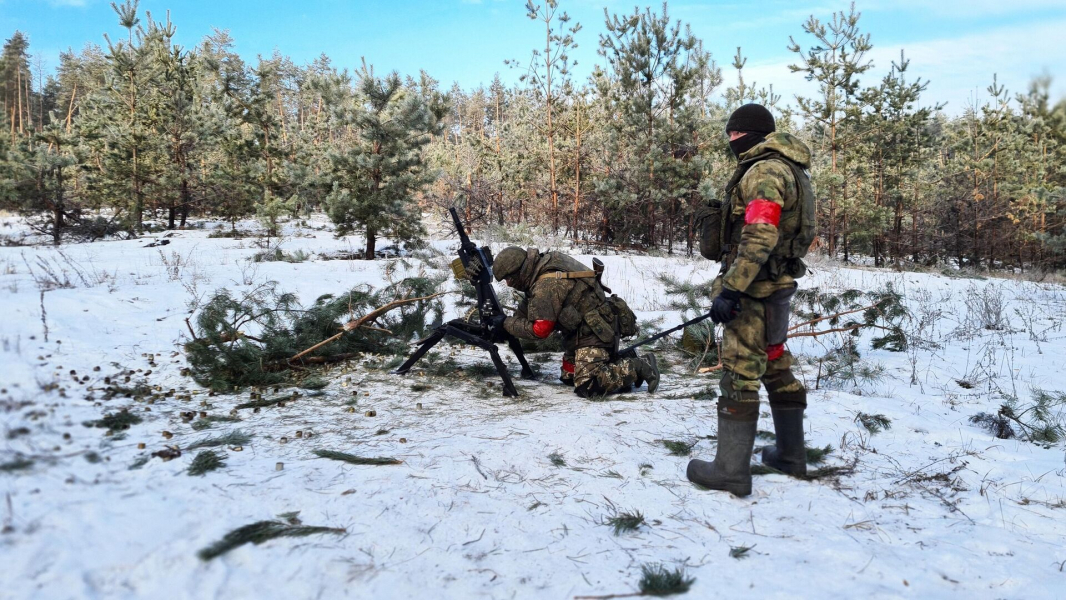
[788, 2, 874, 259]
[326, 63, 446, 258]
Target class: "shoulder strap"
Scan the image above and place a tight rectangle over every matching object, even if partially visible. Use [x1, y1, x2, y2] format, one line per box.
[536, 270, 597, 283]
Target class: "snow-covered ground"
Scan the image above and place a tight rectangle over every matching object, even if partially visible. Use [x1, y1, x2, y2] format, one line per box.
[2, 216, 1065, 599]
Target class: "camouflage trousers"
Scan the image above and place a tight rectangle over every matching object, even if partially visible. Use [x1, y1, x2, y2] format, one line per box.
[560, 345, 576, 386]
[720, 285, 805, 399]
[572, 347, 638, 398]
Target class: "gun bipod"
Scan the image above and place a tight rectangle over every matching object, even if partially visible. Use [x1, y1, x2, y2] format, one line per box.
[392, 319, 535, 397]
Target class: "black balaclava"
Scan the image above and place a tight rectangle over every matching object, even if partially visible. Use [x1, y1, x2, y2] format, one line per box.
[729, 133, 765, 158]
[726, 103, 776, 159]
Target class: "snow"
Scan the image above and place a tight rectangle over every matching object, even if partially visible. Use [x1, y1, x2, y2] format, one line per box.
[2, 216, 1065, 599]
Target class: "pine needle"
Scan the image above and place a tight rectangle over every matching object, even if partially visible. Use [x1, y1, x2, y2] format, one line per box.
[855, 412, 892, 433]
[662, 439, 697, 456]
[83, 410, 142, 432]
[191, 415, 241, 431]
[298, 376, 329, 390]
[606, 510, 645, 535]
[0, 457, 33, 472]
[638, 563, 694, 596]
[188, 450, 226, 476]
[187, 430, 253, 450]
[729, 545, 755, 559]
[462, 362, 498, 378]
[235, 397, 288, 409]
[750, 464, 783, 476]
[548, 451, 566, 467]
[197, 519, 345, 561]
[313, 449, 402, 465]
[805, 460, 859, 480]
[805, 444, 833, 464]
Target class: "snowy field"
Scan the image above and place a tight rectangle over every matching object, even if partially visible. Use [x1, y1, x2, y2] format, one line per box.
[2, 215, 1065, 599]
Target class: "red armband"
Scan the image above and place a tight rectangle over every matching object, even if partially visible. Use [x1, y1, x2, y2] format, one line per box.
[745, 199, 782, 227]
[532, 320, 555, 338]
[562, 360, 575, 374]
[766, 343, 785, 362]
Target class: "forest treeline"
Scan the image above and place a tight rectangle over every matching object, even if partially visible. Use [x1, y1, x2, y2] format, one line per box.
[1, 1, 1064, 270]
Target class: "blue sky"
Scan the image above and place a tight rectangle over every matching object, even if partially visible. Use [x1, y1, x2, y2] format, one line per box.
[3, 0, 1066, 114]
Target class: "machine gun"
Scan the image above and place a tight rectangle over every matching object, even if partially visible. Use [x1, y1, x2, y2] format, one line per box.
[393, 208, 535, 396]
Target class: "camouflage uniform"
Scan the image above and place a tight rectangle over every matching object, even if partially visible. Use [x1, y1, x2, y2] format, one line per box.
[499, 248, 643, 398]
[688, 106, 811, 496]
[713, 131, 811, 404]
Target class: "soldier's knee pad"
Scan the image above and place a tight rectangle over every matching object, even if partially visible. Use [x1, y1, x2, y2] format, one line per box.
[574, 380, 607, 399]
[720, 370, 763, 398]
[762, 370, 804, 395]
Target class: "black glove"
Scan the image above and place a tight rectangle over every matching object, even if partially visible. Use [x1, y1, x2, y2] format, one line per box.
[488, 314, 508, 341]
[710, 288, 742, 324]
[465, 256, 483, 281]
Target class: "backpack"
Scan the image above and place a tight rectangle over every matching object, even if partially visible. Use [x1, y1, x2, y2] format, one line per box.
[695, 200, 726, 261]
[776, 157, 817, 260]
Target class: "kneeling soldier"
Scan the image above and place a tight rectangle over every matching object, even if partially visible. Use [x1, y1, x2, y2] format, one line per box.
[482, 246, 659, 398]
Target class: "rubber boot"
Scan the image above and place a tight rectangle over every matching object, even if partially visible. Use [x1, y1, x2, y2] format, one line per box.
[634, 353, 659, 393]
[761, 402, 807, 477]
[687, 417, 758, 496]
[686, 391, 758, 497]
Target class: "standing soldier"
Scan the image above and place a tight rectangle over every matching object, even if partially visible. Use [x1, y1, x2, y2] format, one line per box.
[686, 104, 816, 496]
[473, 247, 660, 398]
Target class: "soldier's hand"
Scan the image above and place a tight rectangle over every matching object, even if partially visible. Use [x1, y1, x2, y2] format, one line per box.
[465, 256, 483, 281]
[710, 288, 741, 324]
[488, 314, 508, 341]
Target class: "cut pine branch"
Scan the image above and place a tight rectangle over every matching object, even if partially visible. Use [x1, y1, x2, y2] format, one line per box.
[788, 300, 885, 333]
[287, 292, 447, 363]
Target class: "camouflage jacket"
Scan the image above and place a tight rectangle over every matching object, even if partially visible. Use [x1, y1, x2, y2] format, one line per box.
[503, 249, 610, 349]
[718, 132, 812, 299]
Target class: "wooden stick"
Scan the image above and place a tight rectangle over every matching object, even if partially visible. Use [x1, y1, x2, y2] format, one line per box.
[788, 324, 863, 338]
[288, 292, 446, 362]
[359, 325, 393, 334]
[788, 300, 883, 333]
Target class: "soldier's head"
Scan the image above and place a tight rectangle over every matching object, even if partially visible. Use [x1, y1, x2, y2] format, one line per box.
[726, 103, 775, 158]
[493, 246, 527, 287]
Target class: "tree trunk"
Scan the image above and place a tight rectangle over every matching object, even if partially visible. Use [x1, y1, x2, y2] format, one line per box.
[572, 101, 582, 239]
[53, 160, 65, 246]
[364, 226, 376, 260]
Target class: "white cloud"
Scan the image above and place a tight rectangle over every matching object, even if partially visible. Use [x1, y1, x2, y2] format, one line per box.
[731, 18, 1066, 115]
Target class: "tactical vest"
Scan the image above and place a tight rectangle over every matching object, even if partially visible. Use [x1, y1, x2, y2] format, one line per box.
[698, 152, 816, 280]
[531, 253, 638, 342]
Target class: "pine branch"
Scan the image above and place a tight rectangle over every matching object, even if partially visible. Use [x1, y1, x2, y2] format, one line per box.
[788, 300, 884, 333]
[287, 291, 447, 362]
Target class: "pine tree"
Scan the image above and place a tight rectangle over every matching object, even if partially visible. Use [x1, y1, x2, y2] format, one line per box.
[19, 116, 80, 243]
[510, 0, 581, 233]
[595, 2, 717, 248]
[0, 32, 33, 138]
[788, 2, 873, 259]
[854, 51, 939, 266]
[77, 0, 167, 231]
[325, 62, 445, 258]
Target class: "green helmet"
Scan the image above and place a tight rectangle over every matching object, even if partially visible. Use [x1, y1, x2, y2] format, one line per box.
[493, 246, 527, 282]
